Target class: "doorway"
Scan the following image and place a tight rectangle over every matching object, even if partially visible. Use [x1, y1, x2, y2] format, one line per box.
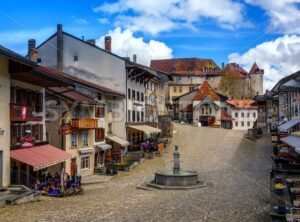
[71, 158, 76, 178]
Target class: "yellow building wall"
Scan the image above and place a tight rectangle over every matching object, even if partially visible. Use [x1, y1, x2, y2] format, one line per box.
[0, 56, 10, 187]
[168, 85, 193, 104]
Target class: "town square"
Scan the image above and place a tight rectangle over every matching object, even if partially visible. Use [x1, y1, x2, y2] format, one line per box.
[1, 1, 300, 221]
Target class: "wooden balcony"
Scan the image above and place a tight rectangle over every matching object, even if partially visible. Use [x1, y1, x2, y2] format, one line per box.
[71, 118, 98, 129]
[10, 104, 34, 122]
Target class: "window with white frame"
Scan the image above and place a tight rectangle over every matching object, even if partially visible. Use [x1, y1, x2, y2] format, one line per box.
[81, 156, 90, 169]
[71, 132, 78, 147]
[235, 121, 238, 127]
[82, 130, 89, 147]
[253, 112, 256, 118]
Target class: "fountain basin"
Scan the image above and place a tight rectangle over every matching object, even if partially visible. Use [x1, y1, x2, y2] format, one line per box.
[155, 170, 198, 186]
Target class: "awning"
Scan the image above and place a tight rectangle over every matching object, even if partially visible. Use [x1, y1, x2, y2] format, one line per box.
[79, 147, 94, 154]
[280, 136, 300, 153]
[221, 111, 234, 121]
[128, 125, 162, 134]
[95, 143, 112, 151]
[278, 119, 300, 132]
[10, 144, 72, 171]
[106, 136, 130, 146]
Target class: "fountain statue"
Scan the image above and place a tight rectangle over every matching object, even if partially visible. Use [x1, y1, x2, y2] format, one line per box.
[147, 145, 206, 189]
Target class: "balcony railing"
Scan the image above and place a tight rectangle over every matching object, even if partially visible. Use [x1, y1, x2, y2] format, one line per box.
[10, 104, 34, 122]
[71, 118, 98, 129]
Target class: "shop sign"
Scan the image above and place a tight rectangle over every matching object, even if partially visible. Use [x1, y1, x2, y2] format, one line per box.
[21, 106, 27, 121]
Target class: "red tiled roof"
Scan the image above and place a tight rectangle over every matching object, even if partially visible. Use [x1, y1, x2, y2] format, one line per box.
[227, 99, 257, 109]
[180, 104, 193, 112]
[35, 66, 124, 96]
[249, 62, 264, 74]
[221, 111, 234, 121]
[223, 63, 248, 78]
[193, 81, 220, 101]
[150, 58, 222, 76]
[10, 144, 72, 171]
[48, 87, 97, 104]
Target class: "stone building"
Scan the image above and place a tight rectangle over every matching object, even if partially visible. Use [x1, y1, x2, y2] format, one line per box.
[221, 62, 264, 99]
[253, 92, 279, 133]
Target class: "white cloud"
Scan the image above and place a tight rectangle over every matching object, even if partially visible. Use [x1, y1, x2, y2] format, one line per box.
[245, 0, 300, 34]
[96, 27, 173, 65]
[228, 35, 300, 90]
[93, 0, 248, 35]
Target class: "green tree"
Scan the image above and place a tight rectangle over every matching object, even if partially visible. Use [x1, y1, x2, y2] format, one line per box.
[219, 71, 245, 99]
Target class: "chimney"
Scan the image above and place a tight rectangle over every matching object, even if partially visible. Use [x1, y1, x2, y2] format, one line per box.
[105, 36, 111, 52]
[28, 39, 36, 61]
[87, 39, 96, 46]
[57, 24, 63, 71]
[133, 54, 137, 63]
[222, 62, 224, 69]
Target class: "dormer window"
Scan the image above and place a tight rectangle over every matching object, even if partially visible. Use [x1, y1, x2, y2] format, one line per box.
[36, 58, 42, 63]
[188, 67, 193, 72]
[171, 68, 176, 73]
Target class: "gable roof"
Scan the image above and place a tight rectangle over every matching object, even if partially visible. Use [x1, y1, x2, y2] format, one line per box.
[272, 70, 300, 92]
[0, 45, 36, 67]
[35, 31, 125, 61]
[35, 66, 124, 97]
[150, 58, 222, 76]
[193, 81, 220, 101]
[226, 99, 257, 109]
[249, 62, 264, 75]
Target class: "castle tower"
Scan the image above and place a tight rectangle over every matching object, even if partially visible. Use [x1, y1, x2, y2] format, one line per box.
[249, 62, 264, 95]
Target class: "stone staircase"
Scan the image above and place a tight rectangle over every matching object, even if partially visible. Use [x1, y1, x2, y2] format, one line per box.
[0, 185, 41, 206]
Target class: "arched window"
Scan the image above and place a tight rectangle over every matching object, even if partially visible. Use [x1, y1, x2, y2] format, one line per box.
[209, 107, 212, 114]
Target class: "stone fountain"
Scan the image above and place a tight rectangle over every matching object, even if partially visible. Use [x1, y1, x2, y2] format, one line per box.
[147, 145, 206, 189]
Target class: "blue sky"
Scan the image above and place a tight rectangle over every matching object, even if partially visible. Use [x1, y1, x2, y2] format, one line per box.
[1, 0, 300, 89]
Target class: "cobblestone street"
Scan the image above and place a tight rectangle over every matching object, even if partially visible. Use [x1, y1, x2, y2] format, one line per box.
[0, 124, 273, 222]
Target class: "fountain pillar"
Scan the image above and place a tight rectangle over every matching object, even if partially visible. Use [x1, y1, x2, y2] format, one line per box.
[173, 145, 180, 174]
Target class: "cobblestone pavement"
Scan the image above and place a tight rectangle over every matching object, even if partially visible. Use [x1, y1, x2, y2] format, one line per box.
[0, 124, 272, 222]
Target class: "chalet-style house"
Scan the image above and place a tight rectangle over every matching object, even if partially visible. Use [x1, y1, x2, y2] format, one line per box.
[175, 81, 234, 128]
